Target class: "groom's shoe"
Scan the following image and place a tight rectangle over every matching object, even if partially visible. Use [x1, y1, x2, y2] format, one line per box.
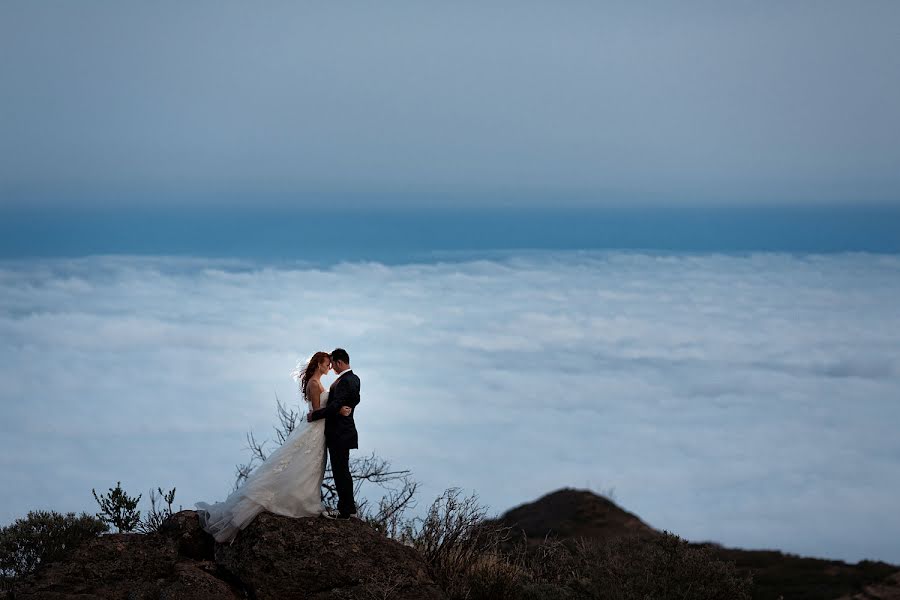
[321, 508, 341, 520]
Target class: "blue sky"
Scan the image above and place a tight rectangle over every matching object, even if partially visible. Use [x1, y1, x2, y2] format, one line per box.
[2, 2, 898, 259]
[2, 1, 900, 216]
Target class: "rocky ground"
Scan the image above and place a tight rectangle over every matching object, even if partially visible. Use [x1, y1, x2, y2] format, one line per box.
[6, 510, 444, 600]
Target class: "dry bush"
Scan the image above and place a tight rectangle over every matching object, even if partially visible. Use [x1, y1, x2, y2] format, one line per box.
[361, 567, 410, 600]
[411, 516, 753, 600]
[401, 488, 521, 599]
[459, 554, 529, 600]
[136, 487, 178, 534]
[0, 510, 107, 587]
[558, 532, 753, 600]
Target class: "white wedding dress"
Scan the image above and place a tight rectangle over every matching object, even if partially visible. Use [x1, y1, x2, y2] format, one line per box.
[195, 389, 328, 543]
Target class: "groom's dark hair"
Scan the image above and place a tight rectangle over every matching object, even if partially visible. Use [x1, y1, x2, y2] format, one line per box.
[331, 348, 350, 364]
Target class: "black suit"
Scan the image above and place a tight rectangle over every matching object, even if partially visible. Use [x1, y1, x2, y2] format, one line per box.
[309, 370, 360, 515]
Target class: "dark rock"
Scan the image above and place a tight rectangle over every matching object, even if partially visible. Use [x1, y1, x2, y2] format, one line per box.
[159, 510, 216, 561]
[159, 561, 245, 600]
[11, 528, 243, 600]
[216, 513, 444, 600]
[833, 569, 900, 600]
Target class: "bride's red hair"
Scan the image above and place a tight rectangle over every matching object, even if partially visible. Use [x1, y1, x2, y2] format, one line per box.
[301, 352, 331, 401]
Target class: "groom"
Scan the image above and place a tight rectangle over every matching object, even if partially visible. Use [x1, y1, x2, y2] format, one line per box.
[307, 347, 360, 519]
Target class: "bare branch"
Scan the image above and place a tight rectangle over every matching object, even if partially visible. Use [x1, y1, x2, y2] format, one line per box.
[235, 398, 419, 527]
[274, 392, 298, 444]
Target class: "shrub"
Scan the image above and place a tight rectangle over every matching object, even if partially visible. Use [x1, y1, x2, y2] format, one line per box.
[461, 556, 528, 600]
[136, 487, 178, 534]
[0, 510, 107, 585]
[92, 481, 141, 533]
[401, 488, 518, 599]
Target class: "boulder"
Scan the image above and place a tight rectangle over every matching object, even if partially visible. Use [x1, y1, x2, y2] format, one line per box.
[158, 510, 215, 561]
[216, 512, 444, 600]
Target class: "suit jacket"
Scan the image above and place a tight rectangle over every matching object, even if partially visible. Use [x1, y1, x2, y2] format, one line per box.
[309, 370, 360, 449]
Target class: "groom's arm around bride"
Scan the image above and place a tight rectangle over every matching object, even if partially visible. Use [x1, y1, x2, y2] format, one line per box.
[306, 370, 360, 436]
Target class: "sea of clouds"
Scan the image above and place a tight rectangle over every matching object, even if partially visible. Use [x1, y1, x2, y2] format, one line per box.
[1, 251, 899, 563]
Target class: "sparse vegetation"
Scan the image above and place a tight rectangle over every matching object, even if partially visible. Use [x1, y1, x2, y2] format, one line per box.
[400, 488, 515, 596]
[389, 489, 753, 600]
[0, 510, 107, 589]
[555, 532, 754, 600]
[136, 487, 178, 534]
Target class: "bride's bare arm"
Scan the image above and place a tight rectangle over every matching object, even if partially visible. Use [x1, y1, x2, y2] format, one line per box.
[307, 380, 323, 411]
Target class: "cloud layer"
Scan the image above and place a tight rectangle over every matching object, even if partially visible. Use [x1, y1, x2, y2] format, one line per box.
[1, 251, 899, 563]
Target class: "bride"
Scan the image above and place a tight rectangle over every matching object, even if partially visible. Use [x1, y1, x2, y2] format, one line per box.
[195, 351, 351, 543]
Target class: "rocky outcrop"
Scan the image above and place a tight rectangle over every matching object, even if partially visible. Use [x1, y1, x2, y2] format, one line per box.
[836, 570, 900, 600]
[9, 510, 444, 600]
[217, 513, 443, 600]
[495, 487, 659, 542]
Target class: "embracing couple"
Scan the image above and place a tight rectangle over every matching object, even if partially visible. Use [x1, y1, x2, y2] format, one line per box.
[196, 348, 361, 543]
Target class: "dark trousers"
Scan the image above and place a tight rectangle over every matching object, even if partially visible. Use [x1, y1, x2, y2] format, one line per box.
[328, 445, 356, 515]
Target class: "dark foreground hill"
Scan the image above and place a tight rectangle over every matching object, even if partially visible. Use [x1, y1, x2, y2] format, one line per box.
[494, 488, 900, 600]
[6, 510, 443, 600]
[6, 488, 898, 600]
